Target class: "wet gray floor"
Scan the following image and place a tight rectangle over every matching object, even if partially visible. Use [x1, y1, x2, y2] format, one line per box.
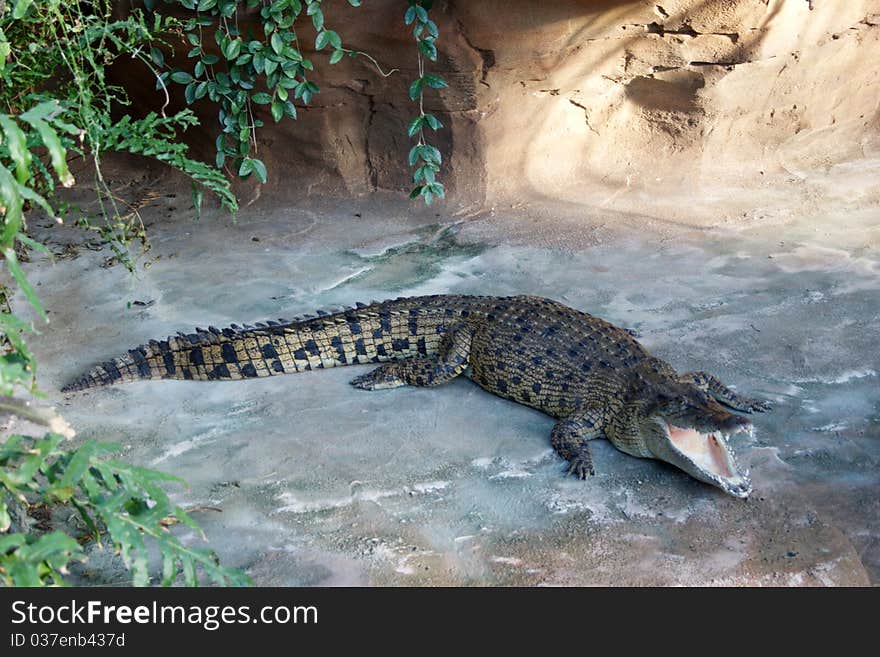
[18, 195, 879, 585]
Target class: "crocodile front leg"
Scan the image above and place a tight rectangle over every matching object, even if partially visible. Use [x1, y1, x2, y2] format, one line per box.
[350, 324, 473, 390]
[551, 417, 604, 479]
[679, 371, 772, 413]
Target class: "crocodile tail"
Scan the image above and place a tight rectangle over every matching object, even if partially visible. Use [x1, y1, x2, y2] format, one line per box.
[61, 298, 456, 392]
[61, 336, 195, 392]
[61, 321, 311, 392]
[62, 295, 480, 392]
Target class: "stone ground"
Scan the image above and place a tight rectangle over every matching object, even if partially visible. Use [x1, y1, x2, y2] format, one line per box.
[11, 174, 879, 586]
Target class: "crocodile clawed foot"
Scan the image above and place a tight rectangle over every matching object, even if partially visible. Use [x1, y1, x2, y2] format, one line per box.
[737, 396, 773, 413]
[566, 456, 595, 480]
[753, 398, 774, 413]
[349, 366, 407, 391]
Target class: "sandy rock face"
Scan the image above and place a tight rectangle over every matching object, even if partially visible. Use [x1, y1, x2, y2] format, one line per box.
[121, 1, 880, 219]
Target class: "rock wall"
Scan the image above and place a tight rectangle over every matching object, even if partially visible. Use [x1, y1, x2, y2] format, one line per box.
[121, 1, 880, 221]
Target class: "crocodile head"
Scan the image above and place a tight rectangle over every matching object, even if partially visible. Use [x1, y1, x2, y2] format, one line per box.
[632, 380, 753, 498]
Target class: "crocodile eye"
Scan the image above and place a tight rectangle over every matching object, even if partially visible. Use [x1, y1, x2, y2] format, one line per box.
[656, 390, 673, 403]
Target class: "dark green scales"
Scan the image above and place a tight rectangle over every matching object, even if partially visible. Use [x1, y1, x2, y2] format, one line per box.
[64, 295, 771, 497]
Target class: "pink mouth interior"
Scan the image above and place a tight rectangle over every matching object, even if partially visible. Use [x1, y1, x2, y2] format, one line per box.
[667, 424, 734, 479]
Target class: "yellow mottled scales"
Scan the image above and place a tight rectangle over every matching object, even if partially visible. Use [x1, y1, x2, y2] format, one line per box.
[63, 294, 772, 498]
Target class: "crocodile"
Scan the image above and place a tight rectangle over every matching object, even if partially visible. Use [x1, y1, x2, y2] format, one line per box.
[63, 294, 771, 498]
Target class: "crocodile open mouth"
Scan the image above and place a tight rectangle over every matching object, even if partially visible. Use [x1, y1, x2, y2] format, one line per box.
[664, 423, 752, 498]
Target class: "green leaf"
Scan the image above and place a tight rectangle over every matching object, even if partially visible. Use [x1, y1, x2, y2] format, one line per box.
[0, 166, 23, 244]
[14, 230, 51, 254]
[409, 78, 424, 101]
[423, 73, 448, 89]
[271, 31, 283, 55]
[405, 6, 417, 25]
[0, 40, 10, 75]
[182, 556, 196, 586]
[347, 0, 362, 6]
[408, 145, 421, 167]
[170, 71, 194, 84]
[251, 92, 272, 104]
[409, 185, 423, 199]
[160, 545, 177, 586]
[407, 116, 424, 138]
[0, 115, 31, 184]
[329, 49, 344, 65]
[224, 38, 241, 60]
[57, 441, 100, 490]
[251, 158, 267, 183]
[150, 47, 165, 67]
[192, 183, 204, 220]
[22, 117, 74, 187]
[271, 100, 283, 122]
[0, 502, 10, 532]
[18, 100, 58, 123]
[418, 38, 437, 61]
[311, 8, 324, 32]
[238, 158, 253, 177]
[422, 144, 442, 164]
[423, 113, 443, 130]
[413, 165, 435, 184]
[315, 30, 329, 51]
[324, 30, 341, 50]
[12, 0, 34, 19]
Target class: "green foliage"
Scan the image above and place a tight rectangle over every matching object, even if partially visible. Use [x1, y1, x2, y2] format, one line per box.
[405, 0, 445, 205]
[0, 0, 237, 266]
[0, 6, 246, 587]
[101, 111, 237, 212]
[0, 99, 72, 394]
[157, 0, 364, 182]
[159, 0, 445, 203]
[1, 434, 250, 586]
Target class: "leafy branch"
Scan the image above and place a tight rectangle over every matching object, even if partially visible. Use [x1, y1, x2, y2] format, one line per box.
[405, 0, 446, 205]
[1, 435, 250, 586]
[1, 95, 248, 585]
[160, 0, 371, 185]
